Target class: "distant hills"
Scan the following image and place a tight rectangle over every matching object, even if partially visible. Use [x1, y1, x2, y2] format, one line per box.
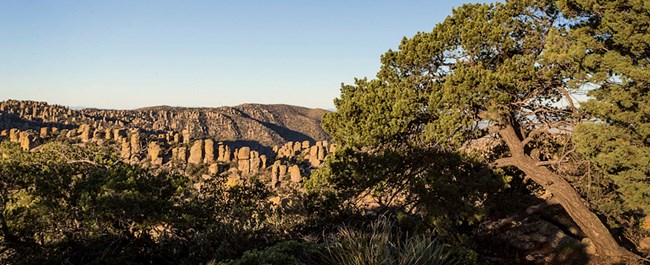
[0, 100, 331, 147]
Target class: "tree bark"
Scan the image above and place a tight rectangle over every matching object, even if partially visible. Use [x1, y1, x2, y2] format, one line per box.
[497, 124, 633, 258]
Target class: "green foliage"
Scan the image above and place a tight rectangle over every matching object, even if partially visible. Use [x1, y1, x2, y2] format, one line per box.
[321, 0, 649, 256]
[308, 146, 506, 230]
[565, 0, 650, 220]
[216, 240, 323, 265]
[320, 0, 570, 230]
[575, 123, 650, 216]
[0, 141, 189, 263]
[0, 141, 311, 264]
[324, 217, 463, 265]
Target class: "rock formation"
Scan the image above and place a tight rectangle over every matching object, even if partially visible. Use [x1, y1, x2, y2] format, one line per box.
[188, 140, 204, 165]
[289, 165, 301, 183]
[19, 131, 35, 151]
[237, 146, 251, 175]
[204, 139, 215, 163]
[148, 142, 163, 165]
[0, 100, 335, 195]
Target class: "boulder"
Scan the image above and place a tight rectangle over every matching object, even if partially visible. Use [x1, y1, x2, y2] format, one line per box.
[309, 145, 321, 167]
[130, 130, 141, 155]
[289, 165, 301, 183]
[238, 159, 251, 175]
[293, 142, 301, 152]
[317, 144, 326, 160]
[182, 129, 190, 144]
[223, 145, 231, 161]
[174, 146, 188, 164]
[148, 142, 163, 165]
[640, 237, 650, 252]
[18, 131, 35, 151]
[260, 155, 267, 169]
[120, 138, 131, 160]
[218, 144, 227, 161]
[505, 220, 580, 251]
[226, 175, 241, 188]
[113, 129, 126, 140]
[40, 127, 50, 138]
[80, 125, 92, 142]
[250, 151, 260, 174]
[271, 161, 281, 187]
[238, 146, 251, 160]
[105, 128, 112, 140]
[9, 129, 19, 142]
[208, 163, 220, 175]
[188, 140, 204, 164]
[204, 139, 215, 163]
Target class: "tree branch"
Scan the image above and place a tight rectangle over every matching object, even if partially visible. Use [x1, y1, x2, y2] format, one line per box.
[494, 157, 517, 168]
[535, 146, 577, 166]
[557, 86, 579, 115]
[522, 126, 550, 146]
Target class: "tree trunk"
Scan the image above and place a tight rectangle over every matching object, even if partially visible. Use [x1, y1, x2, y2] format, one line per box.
[497, 124, 633, 258]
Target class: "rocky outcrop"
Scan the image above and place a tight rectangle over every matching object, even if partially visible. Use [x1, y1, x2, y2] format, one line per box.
[173, 146, 188, 164]
[204, 139, 215, 163]
[289, 165, 301, 183]
[208, 163, 220, 175]
[0, 100, 337, 196]
[237, 146, 251, 175]
[40, 127, 50, 138]
[9, 129, 19, 142]
[188, 140, 204, 165]
[19, 131, 35, 151]
[218, 144, 231, 162]
[80, 125, 92, 142]
[2, 100, 330, 148]
[271, 161, 281, 187]
[120, 138, 131, 160]
[148, 142, 163, 165]
[130, 130, 141, 157]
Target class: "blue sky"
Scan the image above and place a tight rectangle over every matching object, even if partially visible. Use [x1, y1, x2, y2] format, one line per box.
[0, 0, 493, 110]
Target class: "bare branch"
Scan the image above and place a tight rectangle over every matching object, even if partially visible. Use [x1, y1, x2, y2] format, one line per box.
[66, 159, 99, 166]
[557, 86, 579, 115]
[522, 126, 550, 146]
[535, 146, 577, 166]
[494, 157, 517, 168]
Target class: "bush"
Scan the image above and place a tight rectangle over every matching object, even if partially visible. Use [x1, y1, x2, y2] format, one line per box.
[215, 240, 323, 265]
[325, 217, 459, 265]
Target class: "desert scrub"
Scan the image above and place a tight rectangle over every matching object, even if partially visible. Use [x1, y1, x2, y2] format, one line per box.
[325, 216, 458, 265]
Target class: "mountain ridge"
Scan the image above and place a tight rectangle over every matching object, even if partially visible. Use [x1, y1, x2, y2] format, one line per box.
[0, 99, 331, 147]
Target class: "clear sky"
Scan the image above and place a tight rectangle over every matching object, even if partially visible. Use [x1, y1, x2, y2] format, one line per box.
[0, 0, 493, 110]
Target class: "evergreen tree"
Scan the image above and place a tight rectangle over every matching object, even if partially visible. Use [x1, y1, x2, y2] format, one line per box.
[324, 0, 647, 258]
[566, 0, 650, 220]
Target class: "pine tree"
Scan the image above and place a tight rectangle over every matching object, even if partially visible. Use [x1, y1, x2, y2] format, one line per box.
[324, 0, 648, 258]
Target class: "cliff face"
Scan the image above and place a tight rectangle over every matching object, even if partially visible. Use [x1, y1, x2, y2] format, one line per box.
[0, 100, 330, 147]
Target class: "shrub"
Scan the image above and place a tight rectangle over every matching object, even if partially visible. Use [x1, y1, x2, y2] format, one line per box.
[215, 240, 323, 265]
[325, 217, 459, 265]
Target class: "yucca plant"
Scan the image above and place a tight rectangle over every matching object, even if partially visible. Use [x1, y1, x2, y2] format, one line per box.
[325, 217, 458, 265]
